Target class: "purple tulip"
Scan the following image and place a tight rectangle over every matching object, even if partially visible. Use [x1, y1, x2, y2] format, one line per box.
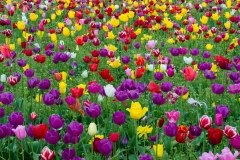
[152, 93, 166, 105]
[8, 112, 24, 127]
[88, 82, 101, 94]
[0, 108, 4, 118]
[139, 154, 154, 160]
[97, 138, 113, 156]
[28, 77, 40, 88]
[44, 129, 60, 144]
[27, 124, 34, 138]
[228, 84, 240, 94]
[63, 133, 80, 144]
[198, 62, 212, 71]
[38, 79, 51, 90]
[189, 125, 202, 137]
[17, 59, 27, 67]
[115, 91, 128, 101]
[169, 48, 180, 56]
[228, 72, 239, 82]
[233, 56, 240, 71]
[122, 137, 128, 145]
[4, 123, 14, 136]
[136, 82, 147, 93]
[43, 93, 55, 106]
[62, 147, 76, 160]
[121, 56, 130, 64]
[127, 90, 140, 100]
[67, 121, 83, 137]
[164, 122, 178, 137]
[84, 103, 102, 118]
[0, 92, 15, 105]
[204, 70, 216, 80]
[230, 136, 240, 149]
[72, 156, 85, 160]
[13, 72, 21, 82]
[134, 42, 140, 49]
[211, 82, 225, 95]
[46, 50, 53, 56]
[49, 88, 60, 99]
[216, 105, 231, 118]
[0, 84, 4, 93]
[215, 114, 223, 126]
[161, 82, 173, 92]
[112, 111, 126, 125]
[49, 114, 64, 130]
[202, 51, 211, 59]
[99, 48, 108, 57]
[190, 48, 200, 56]
[55, 98, 64, 105]
[154, 72, 164, 81]
[0, 124, 6, 139]
[24, 69, 34, 78]
[166, 68, 175, 77]
[65, 96, 76, 105]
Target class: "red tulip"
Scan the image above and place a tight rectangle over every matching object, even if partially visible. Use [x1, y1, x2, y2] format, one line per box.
[92, 57, 100, 64]
[32, 123, 48, 139]
[54, 73, 62, 81]
[135, 56, 145, 66]
[35, 55, 46, 63]
[208, 128, 223, 145]
[30, 112, 38, 121]
[176, 126, 188, 143]
[76, 36, 84, 46]
[0, 54, 4, 62]
[0, 44, 11, 58]
[106, 75, 114, 83]
[92, 38, 100, 46]
[24, 49, 32, 56]
[91, 50, 99, 57]
[89, 63, 98, 72]
[7, 76, 18, 86]
[181, 66, 198, 81]
[135, 67, 145, 79]
[98, 69, 110, 79]
[223, 125, 238, 139]
[70, 87, 84, 98]
[147, 81, 160, 93]
[109, 132, 120, 143]
[158, 117, 164, 128]
[83, 56, 91, 63]
[199, 115, 212, 130]
[40, 146, 55, 160]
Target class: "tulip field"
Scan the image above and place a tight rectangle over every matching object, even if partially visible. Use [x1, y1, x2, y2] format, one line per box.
[0, 0, 240, 159]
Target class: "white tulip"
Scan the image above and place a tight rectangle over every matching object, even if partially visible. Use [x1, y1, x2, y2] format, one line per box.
[81, 70, 88, 78]
[115, 5, 119, 9]
[183, 56, 193, 65]
[88, 122, 97, 136]
[0, 74, 6, 82]
[98, 95, 104, 102]
[104, 84, 116, 97]
[59, 40, 64, 45]
[70, 52, 76, 59]
[148, 64, 154, 71]
[160, 64, 167, 71]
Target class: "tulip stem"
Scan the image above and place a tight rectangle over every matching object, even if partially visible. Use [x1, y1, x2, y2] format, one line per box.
[135, 120, 138, 158]
[202, 130, 206, 153]
[55, 145, 58, 160]
[30, 139, 34, 159]
[91, 143, 94, 160]
[21, 140, 24, 160]
[8, 137, 10, 159]
[0, 140, 2, 157]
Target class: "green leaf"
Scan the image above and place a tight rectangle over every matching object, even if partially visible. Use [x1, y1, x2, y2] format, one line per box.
[17, 98, 24, 108]
[128, 154, 137, 160]
[164, 136, 171, 154]
[33, 153, 40, 160]
[32, 141, 40, 153]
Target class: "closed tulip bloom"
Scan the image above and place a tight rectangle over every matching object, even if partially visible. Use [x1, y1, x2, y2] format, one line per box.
[97, 138, 113, 156]
[228, 72, 239, 81]
[65, 96, 76, 106]
[223, 125, 238, 139]
[4, 123, 14, 137]
[49, 88, 60, 99]
[8, 112, 24, 127]
[84, 103, 102, 118]
[112, 111, 126, 125]
[152, 93, 166, 105]
[67, 121, 83, 137]
[174, 86, 188, 96]
[43, 93, 55, 106]
[164, 122, 178, 137]
[215, 114, 223, 126]
[154, 72, 164, 81]
[161, 82, 173, 92]
[48, 114, 64, 130]
[0, 108, 4, 118]
[44, 129, 60, 144]
[115, 91, 128, 101]
[230, 136, 240, 149]
[27, 124, 34, 138]
[0, 74, 6, 82]
[109, 132, 120, 142]
[126, 102, 148, 120]
[139, 154, 154, 160]
[228, 84, 240, 94]
[0, 124, 6, 139]
[62, 147, 76, 160]
[88, 82, 101, 94]
[88, 122, 97, 136]
[190, 48, 200, 56]
[12, 125, 26, 140]
[199, 152, 217, 160]
[127, 90, 140, 100]
[208, 128, 223, 145]
[198, 62, 212, 71]
[38, 79, 51, 90]
[204, 70, 216, 80]
[40, 146, 55, 160]
[0, 92, 14, 105]
[153, 144, 163, 158]
[121, 56, 130, 64]
[32, 123, 48, 139]
[104, 84, 116, 97]
[189, 125, 202, 137]
[17, 59, 27, 67]
[211, 82, 225, 94]
[70, 87, 84, 98]
[24, 68, 34, 77]
[63, 133, 80, 144]
[199, 115, 212, 130]
[28, 77, 40, 88]
[183, 56, 193, 64]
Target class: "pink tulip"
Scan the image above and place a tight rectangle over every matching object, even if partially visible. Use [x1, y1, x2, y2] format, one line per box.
[199, 151, 217, 160]
[214, 113, 223, 126]
[216, 147, 239, 160]
[146, 40, 157, 50]
[165, 110, 180, 123]
[12, 125, 27, 140]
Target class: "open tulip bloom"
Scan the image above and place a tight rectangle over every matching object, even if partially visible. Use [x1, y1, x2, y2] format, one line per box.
[1, 0, 240, 159]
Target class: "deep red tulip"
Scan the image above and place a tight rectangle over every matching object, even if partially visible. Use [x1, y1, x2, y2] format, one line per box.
[83, 56, 91, 63]
[147, 81, 160, 93]
[208, 128, 223, 145]
[89, 63, 98, 72]
[35, 55, 46, 63]
[98, 69, 110, 79]
[135, 67, 145, 79]
[32, 123, 48, 139]
[7, 76, 18, 86]
[70, 87, 84, 98]
[109, 132, 120, 143]
[158, 117, 164, 128]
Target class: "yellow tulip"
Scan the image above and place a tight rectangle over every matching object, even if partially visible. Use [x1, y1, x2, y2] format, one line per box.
[23, 64, 29, 71]
[68, 10, 75, 19]
[200, 16, 208, 24]
[61, 71, 67, 82]
[109, 58, 121, 68]
[17, 38, 22, 46]
[9, 44, 15, 50]
[182, 92, 189, 100]
[59, 82, 67, 94]
[16, 21, 25, 30]
[119, 14, 129, 22]
[62, 27, 70, 37]
[192, 24, 199, 33]
[226, 0, 232, 8]
[131, 70, 135, 79]
[51, 14, 56, 20]
[75, 23, 82, 31]
[107, 31, 115, 39]
[224, 21, 231, 30]
[108, 45, 117, 52]
[50, 33, 57, 42]
[175, 14, 182, 21]
[58, 22, 65, 29]
[167, 38, 175, 44]
[127, 11, 135, 18]
[223, 33, 229, 41]
[153, 144, 164, 158]
[56, 10, 62, 16]
[35, 94, 42, 102]
[225, 12, 231, 19]
[109, 18, 119, 28]
[126, 102, 148, 120]
[211, 63, 218, 73]
[29, 13, 38, 21]
[137, 125, 153, 139]
[211, 13, 220, 21]
[206, 44, 213, 50]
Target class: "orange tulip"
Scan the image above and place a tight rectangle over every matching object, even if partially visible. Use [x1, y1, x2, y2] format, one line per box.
[182, 66, 198, 81]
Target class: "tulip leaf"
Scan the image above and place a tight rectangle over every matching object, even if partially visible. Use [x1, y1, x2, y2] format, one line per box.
[164, 136, 171, 154]
[32, 141, 40, 152]
[192, 131, 204, 146]
[128, 154, 137, 160]
[33, 153, 40, 160]
[17, 98, 23, 109]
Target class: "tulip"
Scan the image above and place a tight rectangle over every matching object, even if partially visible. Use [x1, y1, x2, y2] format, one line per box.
[199, 152, 216, 160]
[139, 154, 154, 160]
[230, 136, 240, 149]
[189, 125, 202, 137]
[126, 102, 148, 120]
[0, 92, 14, 105]
[0, 124, 6, 139]
[97, 138, 113, 156]
[67, 121, 83, 137]
[12, 125, 26, 140]
[8, 111, 24, 127]
[0, 108, 4, 118]
[40, 146, 55, 160]
[112, 111, 126, 125]
[199, 115, 212, 130]
[70, 87, 84, 98]
[214, 114, 223, 126]
[0, 84, 4, 93]
[44, 129, 60, 145]
[84, 103, 102, 119]
[152, 93, 166, 105]
[208, 128, 223, 145]
[30, 112, 37, 121]
[38, 79, 51, 90]
[63, 133, 80, 144]
[31, 123, 48, 139]
[48, 114, 64, 130]
[164, 122, 178, 137]
[62, 147, 76, 160]
[43, 93, 55, 106]
[223, 125, 238, 139]
[153, 144, 163, 158]
[88, 82, 101, 94]
[181, 66, 198, 81]
[165, 110, 180, 123]
[216, 147, 239, 160]
[104, 84, 116, 97]
[0, 74, 6, 82]
[216, 105, 231, 118]
[109, 132, 120, 142]
[154, 72, 164, 81]
[88, 122, 97, 136]
[183, 56, 193, 64]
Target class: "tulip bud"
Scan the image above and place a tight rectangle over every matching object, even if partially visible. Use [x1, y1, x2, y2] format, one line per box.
[81, 70, 88, 78]
[0, 74, 6, 82]
[215, 113, 223, 126]
[40, 146, 55, 160]
[199, 115, 212, 130]
[88, 122, 97, 136]
[158, 117, 164, 128]
[30, 112, 38, 121]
